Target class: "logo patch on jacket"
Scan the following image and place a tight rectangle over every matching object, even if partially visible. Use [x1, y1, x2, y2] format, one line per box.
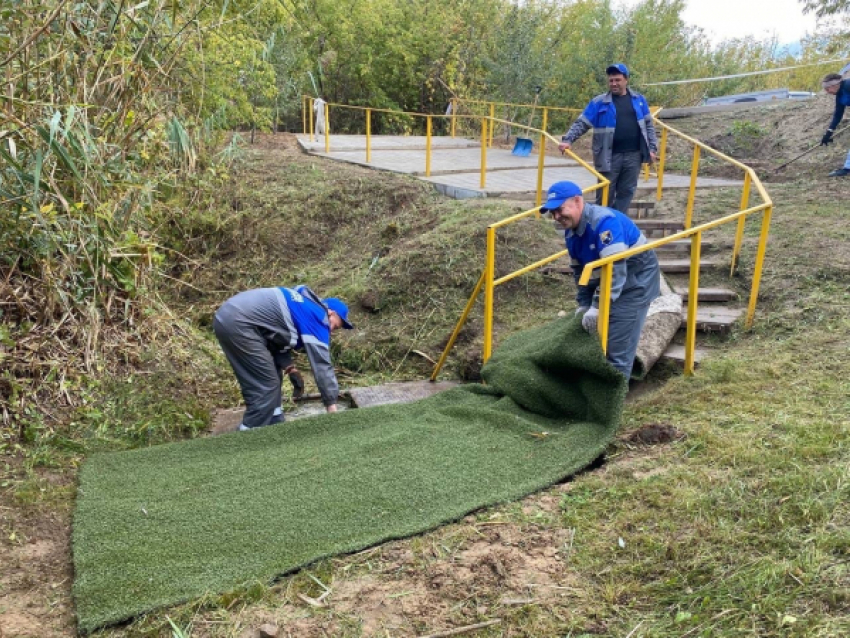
[600, 230, 613, 245]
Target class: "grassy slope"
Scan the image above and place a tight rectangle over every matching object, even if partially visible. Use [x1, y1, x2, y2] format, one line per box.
[2, 100, 849, 637]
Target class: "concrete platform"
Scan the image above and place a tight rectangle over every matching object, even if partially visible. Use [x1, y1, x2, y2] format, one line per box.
[210, 381, 460, 435]
[296, 134, 743, 199]
[348, 380, 460, 408]
[298, 134, 478, 152]
[306, 146, 579, 177]
[423, 167, 741, 199]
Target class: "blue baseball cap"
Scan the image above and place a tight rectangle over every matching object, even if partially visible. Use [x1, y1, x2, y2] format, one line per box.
[606, 63, 629, 77]
[324, 297, 354, 329]
[540, 181, 583, 213]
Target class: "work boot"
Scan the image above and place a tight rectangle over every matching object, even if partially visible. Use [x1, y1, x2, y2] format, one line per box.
[828, 168, 850, 177]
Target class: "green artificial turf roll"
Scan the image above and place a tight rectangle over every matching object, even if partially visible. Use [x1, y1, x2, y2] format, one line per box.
[72, 316, 626, 631]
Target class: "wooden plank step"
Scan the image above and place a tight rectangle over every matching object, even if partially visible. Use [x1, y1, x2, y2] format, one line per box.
[653, 239, 717, 253]
[659, 258, 722, 273]
[661, 344, 707, 366]
[673, 286, 738, 302]
[679, 307, 744, 333]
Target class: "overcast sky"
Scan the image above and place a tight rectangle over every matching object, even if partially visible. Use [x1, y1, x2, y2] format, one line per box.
[619, 0, 821, 46]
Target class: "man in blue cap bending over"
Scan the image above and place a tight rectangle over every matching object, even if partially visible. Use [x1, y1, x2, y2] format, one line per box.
[214, 285, 354, 430]
[541, 180, 660, 379]
[558, 63, 657, 215]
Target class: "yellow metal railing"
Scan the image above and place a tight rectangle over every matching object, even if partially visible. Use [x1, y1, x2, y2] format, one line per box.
[431, 116, 773, 379]
[299, 95, 608, 206]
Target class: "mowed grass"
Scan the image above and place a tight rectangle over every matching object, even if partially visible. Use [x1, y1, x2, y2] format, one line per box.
[2, 124, 841, 637]
[90, 168, 850, 636]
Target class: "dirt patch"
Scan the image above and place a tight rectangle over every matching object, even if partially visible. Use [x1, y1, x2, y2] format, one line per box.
[0, 460, 75, 638]
[661, 96, 848, 181]
[624, 423, 684, 446]
[305, 525, 575, 636]
[243, 132, 301, 152]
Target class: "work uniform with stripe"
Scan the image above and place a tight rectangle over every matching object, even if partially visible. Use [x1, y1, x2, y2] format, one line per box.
[562, 89, 658, 214]
[213, 285, 339, 429]
[566, 203, 661, 378]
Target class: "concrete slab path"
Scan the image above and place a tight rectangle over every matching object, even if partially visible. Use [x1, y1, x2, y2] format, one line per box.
[295, 134, 743, 199]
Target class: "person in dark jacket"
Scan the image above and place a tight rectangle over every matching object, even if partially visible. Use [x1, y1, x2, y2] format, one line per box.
[820, 73, 850, 177]
[558, 63, 658, 215]
[541, 180, 660, 379]
[214, 285, 354, 431]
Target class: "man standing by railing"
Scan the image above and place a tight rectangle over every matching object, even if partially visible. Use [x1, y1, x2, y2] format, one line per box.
[541, 180, 660, 379]
[558, 64, 658, 214]
[820, 72, 850, 177]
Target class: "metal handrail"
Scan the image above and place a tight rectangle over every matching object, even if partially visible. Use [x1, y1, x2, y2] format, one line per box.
[430, 115, 774, 380]
[300, 95, 609, 204]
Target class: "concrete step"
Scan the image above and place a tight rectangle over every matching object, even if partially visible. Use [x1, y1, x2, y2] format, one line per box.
[627, 201, 656, 219]
[653, 239, 717, 253]
[659, 258, 722, 273]
[679, 307, 744, 334]
[661, 344, 707, 366]
[633, 219, 684, 233]
[673, 286, 738, 302]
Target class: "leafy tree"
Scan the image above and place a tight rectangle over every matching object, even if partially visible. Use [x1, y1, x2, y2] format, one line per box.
[800, 0, 850, 16]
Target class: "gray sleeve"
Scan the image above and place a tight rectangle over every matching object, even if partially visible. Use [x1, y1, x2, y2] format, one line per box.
[573, 262, 626, 306]
[644, 110, 658, 153]
[303, 342, 339, 406]
[608, 260, 628, 303]
[572, 260, 598, 307]
[564, 115, 592, 143]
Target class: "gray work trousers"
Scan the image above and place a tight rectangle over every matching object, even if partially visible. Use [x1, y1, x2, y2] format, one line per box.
[605, 250, 661, 378]
[214, 314, 286, 429]
[595, 150, 643, 214]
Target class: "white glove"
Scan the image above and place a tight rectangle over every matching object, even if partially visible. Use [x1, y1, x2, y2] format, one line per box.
[574, 306, 590, 316]
[581, 306, 599, 333]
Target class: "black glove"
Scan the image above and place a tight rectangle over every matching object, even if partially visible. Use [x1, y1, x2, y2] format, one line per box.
[288, 369, 305, 399]
[821, 130, 834, 146]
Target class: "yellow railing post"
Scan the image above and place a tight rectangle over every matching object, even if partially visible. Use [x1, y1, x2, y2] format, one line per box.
[366, 109, 372, 163]
[542, 107, 548, 136]
[451, 98, 457, 138]
[643, 162, 650, 181]
[489, 103, 495, 147]
[324, 102, 330, 153]
[598, 264, 613, 354]
[685, 145, 700, 229]
[309, 98, 314, 142]
[602, 182, 610, 207]
[480, 118, 488, 188]
[684, 231, 702, 375]
[430, 271, 486, 381]
[483, 226, 496, 361]
[745, 205, 772, 328]
[301, 96, 307, 135]
[731, 171, 751, 275]
[656, 127, 668, 201]
[425, 115, 432, 177]
[535, 108, 548, 208]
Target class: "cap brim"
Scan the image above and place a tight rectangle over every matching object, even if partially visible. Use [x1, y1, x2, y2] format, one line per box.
[540, 198, 567, 213]
[341, 318, 354, 330]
